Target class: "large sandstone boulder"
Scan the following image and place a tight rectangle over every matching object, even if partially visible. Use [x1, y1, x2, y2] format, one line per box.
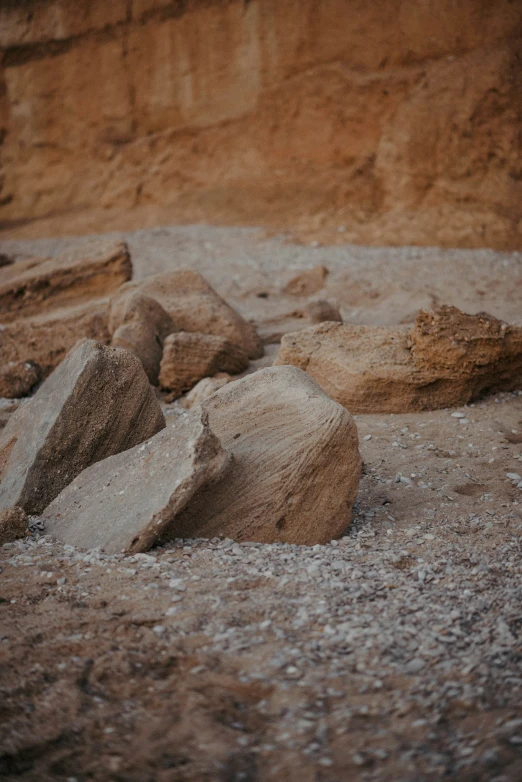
[0, 341, 165, 514]
[159, 332, 248, 400]
[109, 290, 175, 384]
[42, 409, 230, 554]
[117, 270, 263, 359]
[161, 366, 361, 545]
[274, 306, 522, 413]
[0, 240, 131, 323]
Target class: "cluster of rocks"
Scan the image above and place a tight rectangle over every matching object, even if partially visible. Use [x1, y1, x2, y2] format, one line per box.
[2, 241, 522, 554]
[0, 340, 361, 552]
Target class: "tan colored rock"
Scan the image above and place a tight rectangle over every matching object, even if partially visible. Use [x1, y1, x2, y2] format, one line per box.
[284, 265, 328, 296]
[0, 301, 110, 380]
[161, 366, 361, 545]
[0, 506, 28, 545]
[274, 306, 522, 413]
[0, 340, 165, 514]
[0, 361, 41, 399]
[304, 300, 342, 324]
[0, 240, 131, 323]
[159, 332, 248, 401]
[179, 375, 232, 410]
[109, 290, 175, 383]
[119, 270, 263, 359]
[42, 409, 230, 554]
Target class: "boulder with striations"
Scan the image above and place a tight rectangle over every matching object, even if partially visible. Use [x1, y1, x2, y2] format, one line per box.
[160, 366, 361, 545]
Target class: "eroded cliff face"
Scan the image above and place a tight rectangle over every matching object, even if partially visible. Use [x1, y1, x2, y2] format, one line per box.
[0, 0, 521, 247]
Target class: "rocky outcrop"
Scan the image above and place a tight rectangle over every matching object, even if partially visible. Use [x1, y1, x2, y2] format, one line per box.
[109, 290, 175, 384]
[0, 1, 520, 249]
[161, 366, 361, 545]
[0, 241, 131, 322]
[0, 506, 27, 545]
[0, 361, 41, 399]
[119, 270, 263, 359]
[0, 341, 165, 514]
[159, 332, 248, 400]
[42, 409, 230, 554]
[275, 306, 522, 413]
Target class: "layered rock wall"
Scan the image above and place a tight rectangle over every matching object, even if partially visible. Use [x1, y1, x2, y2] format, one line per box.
[0, 0, 521, 247]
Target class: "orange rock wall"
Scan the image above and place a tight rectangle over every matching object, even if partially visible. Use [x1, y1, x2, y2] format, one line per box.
[0, 0, 521, 248]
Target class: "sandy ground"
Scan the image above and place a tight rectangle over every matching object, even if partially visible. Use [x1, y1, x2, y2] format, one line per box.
[1, 226, 522, 781]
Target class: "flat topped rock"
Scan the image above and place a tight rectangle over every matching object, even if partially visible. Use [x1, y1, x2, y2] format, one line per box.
[274, 306, 522, 413]
[162, 365, 361, 545]
[118, 269, 263, 359]
[0, 340, 165, 514]
[0, 240, 131, 323]
[42, 409, 230, 554]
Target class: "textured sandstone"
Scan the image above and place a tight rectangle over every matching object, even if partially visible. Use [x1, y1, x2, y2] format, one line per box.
[159, 332, 248, 400]
[2, 2, 519, 249]
[274, 306, 522, 413]
[179, 375, 232, 410]
[118, 271, 263, 359]
[42, 409, 229, 554]
[161, 366, 361, 545]
[0, 301, 110, 380]
[109, 290, 175, 384]
[0, 341, 165, 514]
[0, 361, 41, 399]
[284, 265, 329, 297]
[0, 241, 131, 322]
[0, 506, 28, 545]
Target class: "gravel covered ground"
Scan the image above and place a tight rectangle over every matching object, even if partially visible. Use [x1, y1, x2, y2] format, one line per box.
[1, 227, 522, 780]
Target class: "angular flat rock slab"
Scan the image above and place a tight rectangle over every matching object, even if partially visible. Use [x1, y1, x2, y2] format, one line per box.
[274, 306, 522, 413]
[159, 332, 248, 399]
[0, 240, 131, 323]
[162, 366, 361, 545]
[42, 409, 230, 554]
[0, 340, 165, 514]
[118, 269, 263, 359]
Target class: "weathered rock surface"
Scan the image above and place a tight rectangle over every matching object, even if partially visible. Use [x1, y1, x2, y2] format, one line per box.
[0, 506, 28, 545]
[0, 361, 41, 399]
[161, 366, 361, 545]
[0, 301, 110, 379]
[275, 306, 522, 413]
[159, 332, 248, 400]
[0, 252, 13, 268]
[0, 341, 165, 514]
[0, 241, 131, 322]
[109, 290, 175, 384]
[119, 270, 263, 359]
[43, 409, 230, 554]
[284, 265, 329, 297]
[179, 375, 232, 410]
